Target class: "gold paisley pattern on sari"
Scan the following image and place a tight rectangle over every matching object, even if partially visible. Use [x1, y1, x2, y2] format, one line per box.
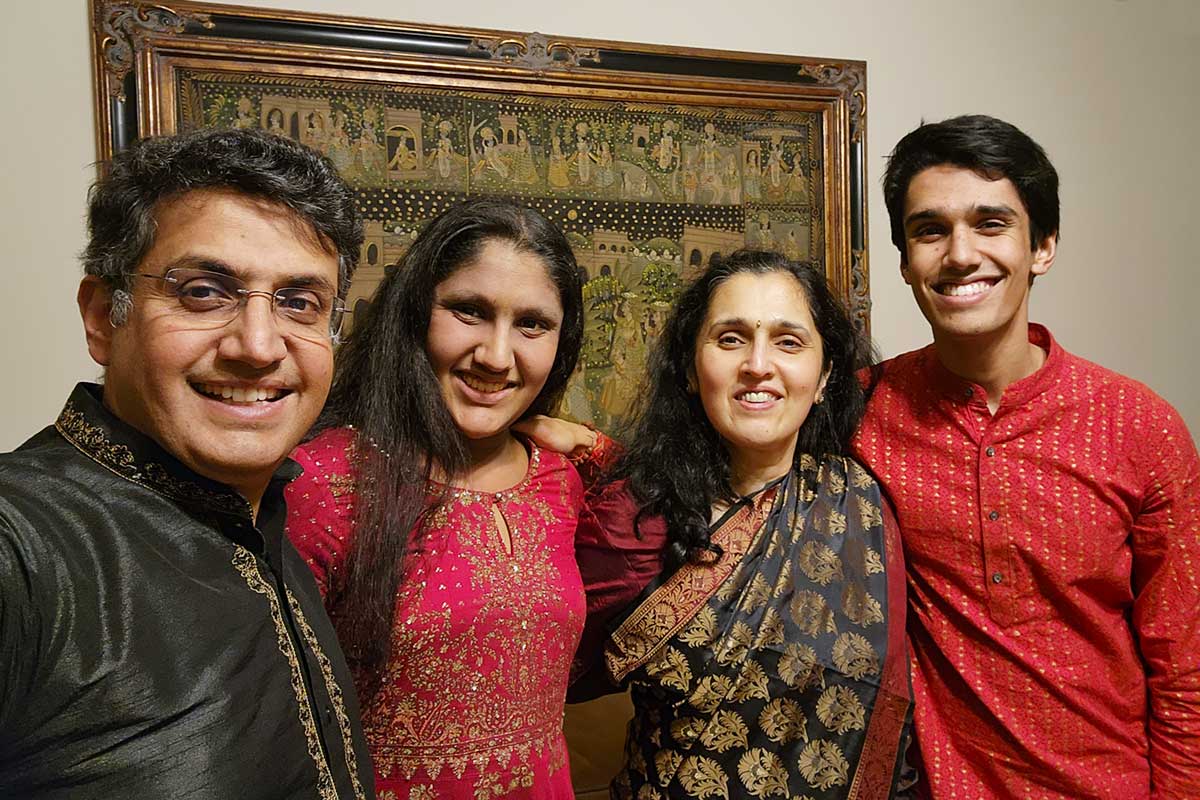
[607, 456, 911, 799]
[678, 606, 718, 648]
[676, 755, 728, 799]
[815, 685, 867, 735]
[606, 495, 775, 682]
[797, 740, 850, 790]
[736, 748, 790, 798]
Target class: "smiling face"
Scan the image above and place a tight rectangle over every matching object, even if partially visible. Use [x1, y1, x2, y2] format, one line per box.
[426, 239, 564, 457]
[79, 188, 340, 507]
[900, 164, 1056, 347]
[693, 271, 829, 481]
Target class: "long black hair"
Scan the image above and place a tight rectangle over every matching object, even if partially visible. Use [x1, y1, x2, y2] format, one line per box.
[612, 250, 869, 570]
[314, 197, 583, 693]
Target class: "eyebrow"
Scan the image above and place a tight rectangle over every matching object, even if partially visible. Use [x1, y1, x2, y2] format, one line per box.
[708, 316, 811, 334]
[438, 289, 563, 322]
[904, 203, 1020, 228]
[167, 255, 337, 293]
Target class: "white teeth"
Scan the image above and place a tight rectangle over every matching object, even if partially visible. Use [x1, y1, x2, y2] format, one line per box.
[740, 391, 775, 403]
[461, 374, 509, 394]
[198, 383, 282, 403]
[941, 280, 993, 297]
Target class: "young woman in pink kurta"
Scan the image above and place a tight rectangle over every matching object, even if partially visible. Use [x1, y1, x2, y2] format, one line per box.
[288, 429, 584, 799]
[285, 199, 598, 799]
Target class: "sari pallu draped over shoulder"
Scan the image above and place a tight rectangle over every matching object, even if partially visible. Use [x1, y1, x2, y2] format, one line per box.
[604, 454, 911, 800]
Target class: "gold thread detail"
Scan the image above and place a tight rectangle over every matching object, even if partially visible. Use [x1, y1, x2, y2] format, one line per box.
[55, 399, 250, 516]
[286, 588, 369, 800]
[605, 489, 776, 682]
[232, 547, 340, 800]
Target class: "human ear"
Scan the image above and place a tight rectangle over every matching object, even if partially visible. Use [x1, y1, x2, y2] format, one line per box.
[1031, 233, 1057, 278]
[899, 252, 913, 286]
[685, 360, 698, 393]
[77, 276, 115, 367]
[815, 364, 832, 403]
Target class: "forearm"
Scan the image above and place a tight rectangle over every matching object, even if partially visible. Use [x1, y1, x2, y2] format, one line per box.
[1148, 679, 1200, 798]
[571, 428, 619, 489]
[1133, 410, 1200, 797]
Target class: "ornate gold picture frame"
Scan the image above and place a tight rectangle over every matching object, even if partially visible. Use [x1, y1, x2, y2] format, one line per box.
[90, 1, 868, 429]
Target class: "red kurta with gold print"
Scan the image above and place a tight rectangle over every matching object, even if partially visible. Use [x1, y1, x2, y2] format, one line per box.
[286, 428, 585, 800]
[853, 324, 1200, 799]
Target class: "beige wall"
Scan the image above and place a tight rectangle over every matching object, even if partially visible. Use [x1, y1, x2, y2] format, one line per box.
[2, 0, 1197, 450]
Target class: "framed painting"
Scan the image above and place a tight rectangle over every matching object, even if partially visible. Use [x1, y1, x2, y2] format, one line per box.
[90, 0, 869, 429]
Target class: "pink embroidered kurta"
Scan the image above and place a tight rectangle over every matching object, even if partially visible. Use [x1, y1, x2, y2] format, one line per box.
[286, 427, 585, 800]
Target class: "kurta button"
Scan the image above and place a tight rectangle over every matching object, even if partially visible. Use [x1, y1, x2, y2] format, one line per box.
[992, 572, 1003, 584]
[324, 706, 333, 722]
[985, 446, 995, 457]
[988, 510, 1000, 521]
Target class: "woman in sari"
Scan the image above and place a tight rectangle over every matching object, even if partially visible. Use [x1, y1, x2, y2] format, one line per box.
[284, 198, 592, 799]
[548, 250, 911, 798]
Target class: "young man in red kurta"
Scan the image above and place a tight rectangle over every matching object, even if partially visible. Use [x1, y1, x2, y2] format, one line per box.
[853, 114, 1200, 798]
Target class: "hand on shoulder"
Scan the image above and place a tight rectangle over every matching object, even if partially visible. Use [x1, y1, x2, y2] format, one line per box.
[513, 415, 597, 459]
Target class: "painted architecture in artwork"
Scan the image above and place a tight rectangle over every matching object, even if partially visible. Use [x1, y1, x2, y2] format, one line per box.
[184, 74, 823, 427]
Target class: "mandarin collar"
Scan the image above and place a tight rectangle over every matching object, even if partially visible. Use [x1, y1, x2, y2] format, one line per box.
[920, 323, 1064, 411]
[54, 382, 301, 519]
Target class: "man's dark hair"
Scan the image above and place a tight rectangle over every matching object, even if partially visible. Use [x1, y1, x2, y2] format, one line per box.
[84, 128, 363, 322]
[314, 196, 584, 697]
[883, 115, 1060, 257]
[611, 249, 870, 571]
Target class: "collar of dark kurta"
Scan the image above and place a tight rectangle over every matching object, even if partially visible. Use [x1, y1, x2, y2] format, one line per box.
[53, 382, 301, 524]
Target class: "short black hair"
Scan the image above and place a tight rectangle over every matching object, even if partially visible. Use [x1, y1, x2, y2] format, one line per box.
[84, 128, 363, 320]
[883, 115, 1060, 256]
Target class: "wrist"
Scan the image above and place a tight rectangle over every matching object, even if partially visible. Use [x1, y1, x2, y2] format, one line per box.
[568, 422, 601, 463]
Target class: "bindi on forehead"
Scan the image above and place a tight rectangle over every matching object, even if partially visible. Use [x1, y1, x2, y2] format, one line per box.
[707, 315, 812, 333]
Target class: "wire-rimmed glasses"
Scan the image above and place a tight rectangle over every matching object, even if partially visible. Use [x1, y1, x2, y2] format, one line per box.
[135, 267, 345, 341]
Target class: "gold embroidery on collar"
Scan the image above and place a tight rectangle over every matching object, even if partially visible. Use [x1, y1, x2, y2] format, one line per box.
[285, 588, 369, 800]
[55, 400, 249, 515]
[605, 490, 776, 683]
[232, 546, 340, 800]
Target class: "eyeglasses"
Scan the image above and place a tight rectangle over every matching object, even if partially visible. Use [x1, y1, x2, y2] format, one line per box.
[135, 268, 345, 340]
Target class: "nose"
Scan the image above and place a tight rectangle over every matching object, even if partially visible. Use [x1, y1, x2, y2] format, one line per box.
[219, 293, 288, 367]
[741, 335, 773, 378]
[473, 324, 513, 374]
[944, 224, 981, 269]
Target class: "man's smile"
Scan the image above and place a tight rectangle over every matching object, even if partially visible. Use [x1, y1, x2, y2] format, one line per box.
[935, 277, 1001, 297]
[192, 382, 291, 404]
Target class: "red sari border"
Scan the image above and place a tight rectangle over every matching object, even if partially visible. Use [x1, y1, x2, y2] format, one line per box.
[605, 488, 777, 683]
[848, 500, 909, 799]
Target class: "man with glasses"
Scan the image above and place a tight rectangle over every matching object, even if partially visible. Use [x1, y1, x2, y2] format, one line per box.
[0, 129, 374, 799]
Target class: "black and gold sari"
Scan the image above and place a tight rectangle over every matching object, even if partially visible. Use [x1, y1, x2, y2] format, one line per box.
[576, 454, 911, 799]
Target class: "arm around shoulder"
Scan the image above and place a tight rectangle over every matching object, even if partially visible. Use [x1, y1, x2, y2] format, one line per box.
[515, 415, 620, 490]
[570, 480, 667, 700]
